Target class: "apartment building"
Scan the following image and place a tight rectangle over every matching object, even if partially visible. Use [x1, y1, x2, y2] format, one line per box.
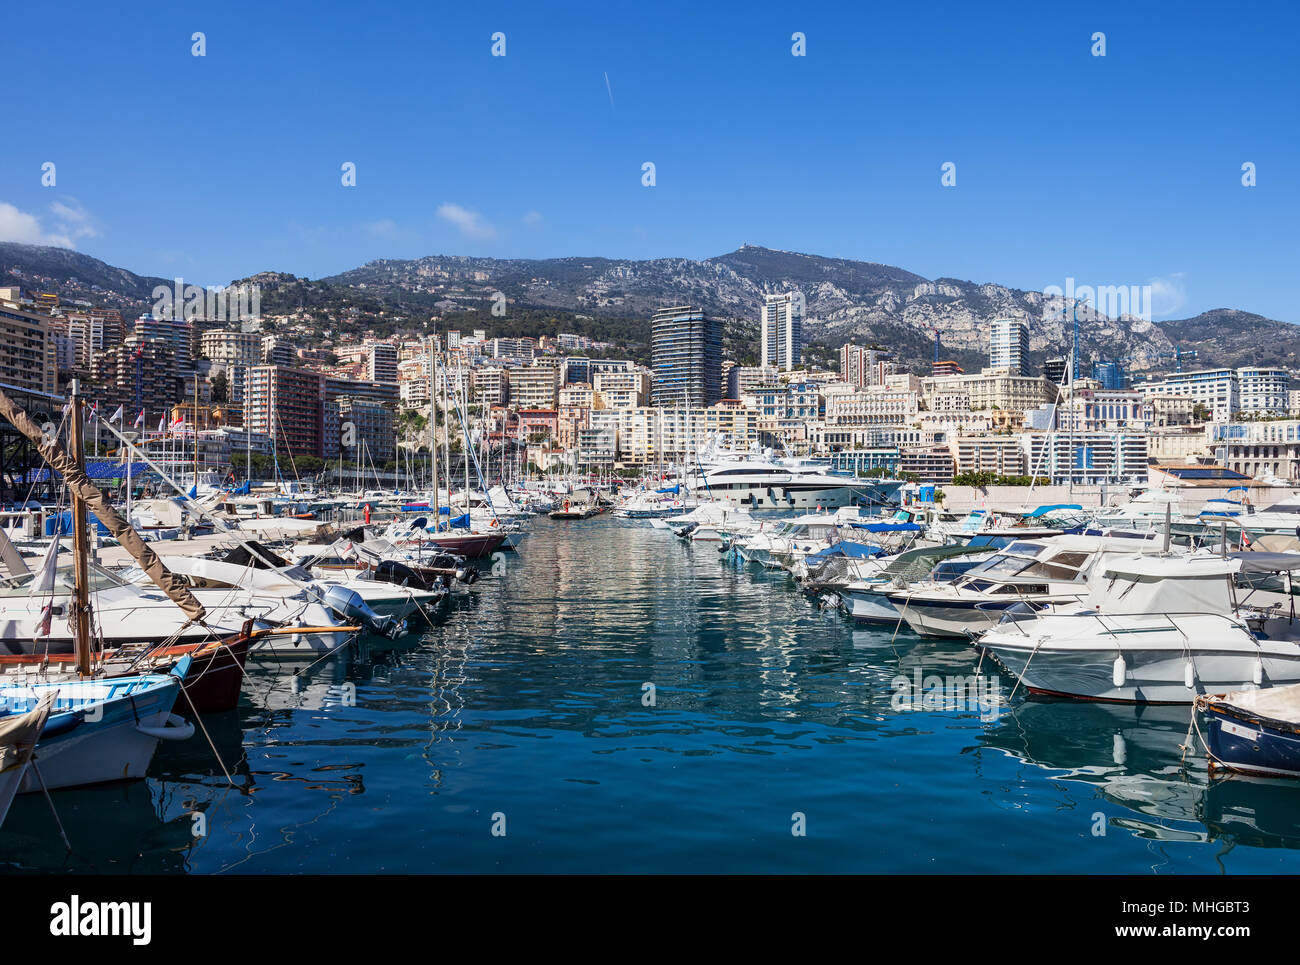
[593, 369, 650, 409]
[247, 365, 327, 457]
[510, 365, 559, 409]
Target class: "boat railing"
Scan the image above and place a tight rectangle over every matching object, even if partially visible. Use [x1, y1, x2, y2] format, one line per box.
[994, 607, 1246, 639]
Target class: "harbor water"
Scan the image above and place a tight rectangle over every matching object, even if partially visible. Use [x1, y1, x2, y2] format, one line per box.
[5, 517, 1300, 874]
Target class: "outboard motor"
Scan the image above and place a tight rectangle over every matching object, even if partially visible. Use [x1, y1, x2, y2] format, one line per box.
[312, 583, 404, 639]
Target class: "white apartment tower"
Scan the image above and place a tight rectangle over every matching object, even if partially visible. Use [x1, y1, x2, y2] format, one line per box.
[760, 292, 803, 372]
[989, 318, 1029, 376]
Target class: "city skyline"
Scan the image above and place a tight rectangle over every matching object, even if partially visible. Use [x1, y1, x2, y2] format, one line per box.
[0, 0, 1296, 324]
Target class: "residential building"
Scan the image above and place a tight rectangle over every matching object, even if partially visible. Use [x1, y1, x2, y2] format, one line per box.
[650, 305, 722, 407]
[989, 318, 1029, 375]
[760, 292, 803, 371]
[511, 365, 559, 409]
[247, 365, 326, 458]
[593, 369, 650, 409]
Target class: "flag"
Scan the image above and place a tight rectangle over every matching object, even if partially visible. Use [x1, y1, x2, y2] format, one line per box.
[134, 409, 145, 428]
[157, 415, 166, 433]
[31, 530, 62, 644]
[170, 415, 186, 431]
[109, 404, 124, 424]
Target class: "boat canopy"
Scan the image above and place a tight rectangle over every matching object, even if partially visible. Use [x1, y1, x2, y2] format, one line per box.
[1227, 551, 1300, 573]
[1088, 554, 1238, 614]
[1024, 504, 1084, 518]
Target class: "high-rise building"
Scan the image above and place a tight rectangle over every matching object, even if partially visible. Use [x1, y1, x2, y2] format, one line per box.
[334, 396, 396, 460]
[989, 318, 1029, 375]
[840, 344, 897, 389]
[760, 292, 803, 372]
[651, 306, 722, 408]
[247, 365, 326, 458]
[133, 314, 193, 375]
[92, 339, 176, 416]
[1043, 357, 1068, 384]
[0, 294, 58, 396]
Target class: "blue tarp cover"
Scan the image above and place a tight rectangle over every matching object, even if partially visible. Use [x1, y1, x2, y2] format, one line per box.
[804, 542, 884, 562]
[850, 521, 924, 533]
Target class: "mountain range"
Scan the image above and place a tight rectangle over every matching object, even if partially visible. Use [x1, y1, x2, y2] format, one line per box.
[2, 241, 1295, 378]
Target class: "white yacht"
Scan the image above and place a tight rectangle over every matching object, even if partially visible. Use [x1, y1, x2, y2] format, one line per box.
[688, 453, 901, 510]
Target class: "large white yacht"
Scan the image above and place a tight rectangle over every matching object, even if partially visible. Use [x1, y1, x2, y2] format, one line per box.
[687, 452, 901, 510]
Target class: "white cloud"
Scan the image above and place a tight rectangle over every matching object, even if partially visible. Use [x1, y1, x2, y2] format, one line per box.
[1147, 272, 1187, 318]
[437, 203, 496, 240]
[365, 218, 399, 238]
[0, 201, 76, 247]
[48, 198, 98, 242]
[522, 210, 542, 225]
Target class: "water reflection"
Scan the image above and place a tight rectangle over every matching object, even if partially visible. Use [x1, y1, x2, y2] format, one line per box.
[981, 699, 1300, 851]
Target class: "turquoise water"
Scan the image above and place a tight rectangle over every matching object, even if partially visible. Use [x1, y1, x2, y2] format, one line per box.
[5, 517, 1300, 874]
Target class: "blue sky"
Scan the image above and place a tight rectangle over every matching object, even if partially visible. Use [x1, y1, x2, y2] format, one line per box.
[2, 0, 1296, 321]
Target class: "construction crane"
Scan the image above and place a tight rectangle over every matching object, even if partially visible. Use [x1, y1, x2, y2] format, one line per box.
[1154, 345, 1199, 373]
[923, 323, 945, 368]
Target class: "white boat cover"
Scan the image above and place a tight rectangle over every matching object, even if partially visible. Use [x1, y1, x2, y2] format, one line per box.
[1214, 683, 1300, 724]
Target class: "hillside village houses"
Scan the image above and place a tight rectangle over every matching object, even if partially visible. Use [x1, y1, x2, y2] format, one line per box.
[1, 283, 1296, 488]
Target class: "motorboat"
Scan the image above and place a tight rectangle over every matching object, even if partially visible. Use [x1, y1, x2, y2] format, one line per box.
[979, 552, 1300, 702]
[885, 533, 1165, 638]
[839, 544, 998, 624]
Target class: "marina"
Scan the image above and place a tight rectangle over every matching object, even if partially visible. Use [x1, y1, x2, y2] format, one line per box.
[7, 486, 1300, 872]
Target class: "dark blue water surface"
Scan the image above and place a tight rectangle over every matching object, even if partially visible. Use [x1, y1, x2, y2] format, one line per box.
[5, 517, 1300, 874]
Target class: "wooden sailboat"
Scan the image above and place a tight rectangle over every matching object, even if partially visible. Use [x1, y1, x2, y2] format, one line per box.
[0, 381, 253, 716]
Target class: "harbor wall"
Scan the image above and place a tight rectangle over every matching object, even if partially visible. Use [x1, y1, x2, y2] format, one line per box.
[931, 485, 1300, 515]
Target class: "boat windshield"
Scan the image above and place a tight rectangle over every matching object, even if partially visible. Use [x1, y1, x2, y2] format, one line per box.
[0, 563, 131, 596]
[963, 554, 1036, 579]
[1017, 551, 1091, 581]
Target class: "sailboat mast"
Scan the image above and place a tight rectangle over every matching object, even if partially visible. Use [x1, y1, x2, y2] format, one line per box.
[193, 373, 200, 485]
[69, 380, 93, 677]
[429, 334, 439, 525]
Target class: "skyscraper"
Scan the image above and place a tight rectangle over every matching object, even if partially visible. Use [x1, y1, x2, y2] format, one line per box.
[989, 318, 1029, 375]
[760, 292, 803, 371]
[651, 305, 722, 407]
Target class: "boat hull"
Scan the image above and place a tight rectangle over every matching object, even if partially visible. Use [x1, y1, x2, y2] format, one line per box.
[427, 533, 507, 558]
[1203, 705, 1300, 777]
[9, 677, 187, 791]
[982, 634, 1300, 704]
[839, 586, 901, 624]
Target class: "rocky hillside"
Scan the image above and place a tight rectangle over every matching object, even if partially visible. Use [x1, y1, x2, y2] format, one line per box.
[3, 242, 1294, 377]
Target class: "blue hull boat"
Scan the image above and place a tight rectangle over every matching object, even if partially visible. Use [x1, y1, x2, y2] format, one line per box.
[0, 655, 194, 791]
[1199, 684, 1300, 778]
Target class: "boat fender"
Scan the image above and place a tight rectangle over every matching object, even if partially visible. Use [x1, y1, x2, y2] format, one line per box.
[1112, 654, 1126, 688]
[1254, 657, 1264, 686]
[137, 713, 195, 742]
[1184, 659, 1195, 689]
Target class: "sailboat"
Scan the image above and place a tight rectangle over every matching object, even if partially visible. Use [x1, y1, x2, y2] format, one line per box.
[0, 692, 55, 826]
[0, 408, 253, 711]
